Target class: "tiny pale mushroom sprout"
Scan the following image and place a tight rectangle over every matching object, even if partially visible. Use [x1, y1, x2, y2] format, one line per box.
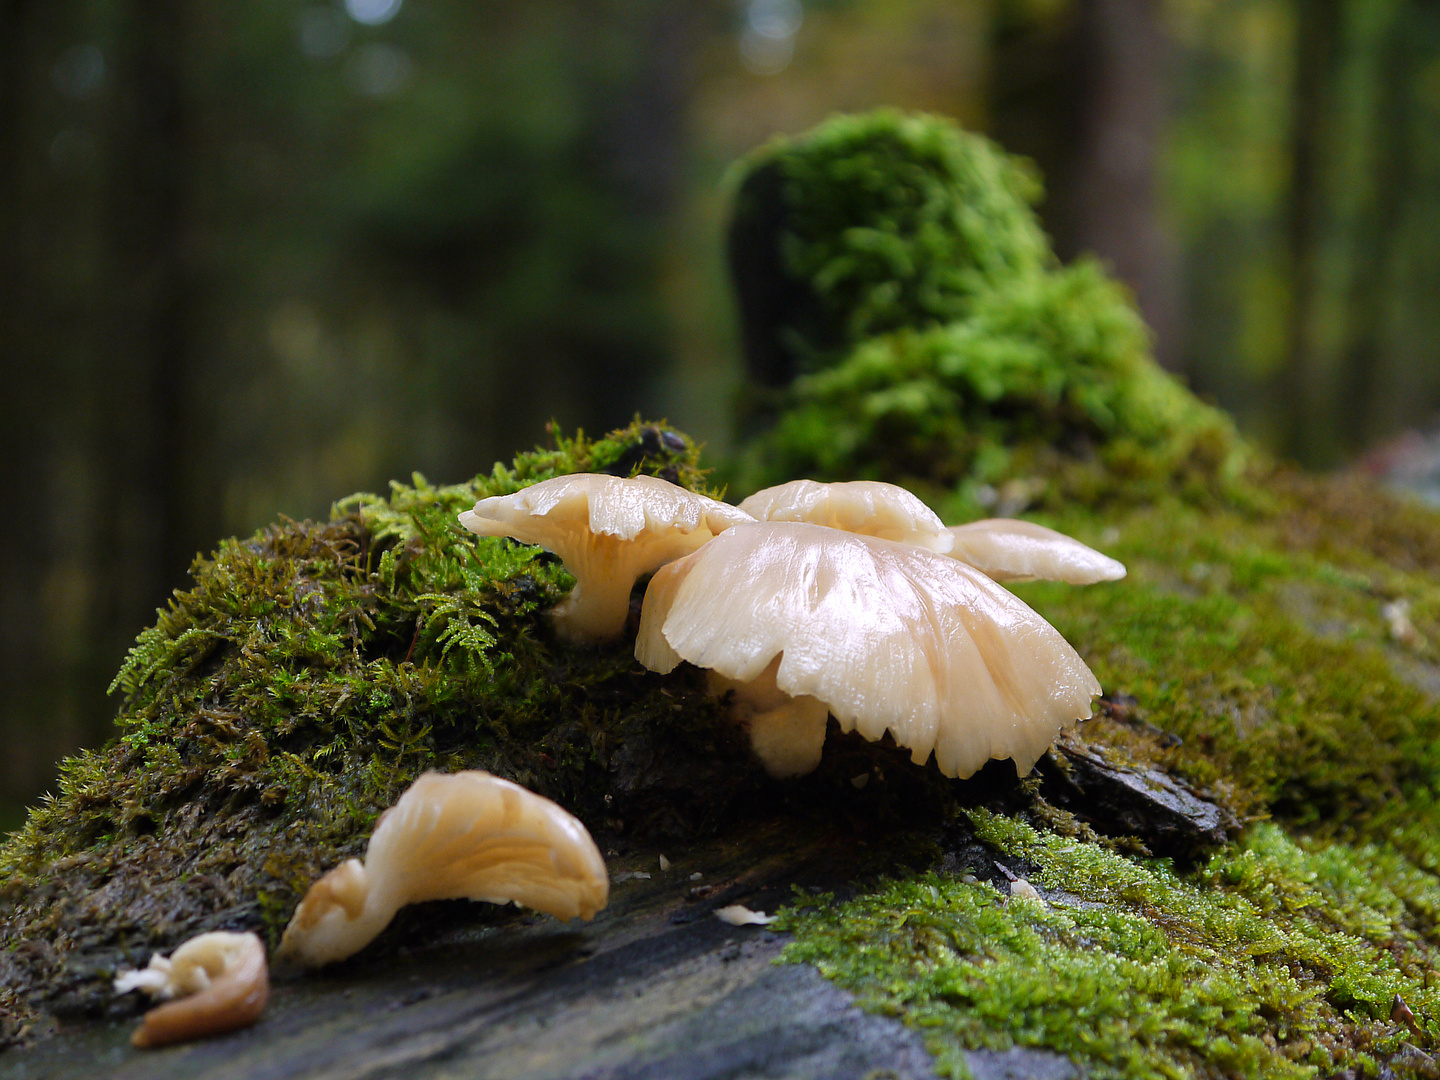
[636, 521, 1101, 780]
[738, 479, 955, 553]
[459, 473, 755, 643]
[946, 519, 1126, 584]
[275, 771, 609, 969]
[113, 930, 268, 1048]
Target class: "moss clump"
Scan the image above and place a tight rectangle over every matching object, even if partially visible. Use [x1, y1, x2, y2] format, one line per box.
[0, 420, 772, 1031]
[781, 814, 1440, 1080]
[727, 111, 1245, 506]
[728, 109, 1053, 382]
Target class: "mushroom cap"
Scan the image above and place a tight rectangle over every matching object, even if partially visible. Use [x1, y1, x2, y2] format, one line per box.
[120, 931, 269, 1048]
[737, 479, 954, 553]
[947, 519, 1126, 584]
[276, 771, 609, 969]
[459, 474, 755, 642]
[365, 771, 608, 917]
[636, 521, 1100, 779]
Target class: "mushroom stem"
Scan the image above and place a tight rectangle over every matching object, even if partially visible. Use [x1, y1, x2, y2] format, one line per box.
[708, 657, 830, 778]
[545, 534, 647, 643]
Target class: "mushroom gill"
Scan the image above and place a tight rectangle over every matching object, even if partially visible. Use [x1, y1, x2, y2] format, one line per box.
[636, 521, 1100, 779]
[113, 931, 268, 1048]
[459, 473, 755, 643]
[275, 771, 609, 969]
[737, 478, 954, 553]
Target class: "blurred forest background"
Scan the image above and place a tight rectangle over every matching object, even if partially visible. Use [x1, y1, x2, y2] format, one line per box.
[2, 0, 1439, 825]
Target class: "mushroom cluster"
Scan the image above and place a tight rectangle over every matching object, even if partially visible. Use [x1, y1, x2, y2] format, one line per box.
[461, 473, 1125, 780]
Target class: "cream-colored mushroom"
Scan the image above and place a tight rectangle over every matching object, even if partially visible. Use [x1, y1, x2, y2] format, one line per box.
[737, 479, 954, 553]
[636, 522, 1100, 780]
[275, 771, 609, 969]
[113, 931, 268, 1048]
[947, 519, 1126, 584]
[459, 473, 755, 643]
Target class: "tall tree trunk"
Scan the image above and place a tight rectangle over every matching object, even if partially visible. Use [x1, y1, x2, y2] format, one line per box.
[0, 0, 62, 811]
[1340, 4, 1411, 448]
[1067, 0, 1183, 373]
[92, 0, 192, 718]
[989, 0, 1182, 372]
[1279, 0, 1343, 466]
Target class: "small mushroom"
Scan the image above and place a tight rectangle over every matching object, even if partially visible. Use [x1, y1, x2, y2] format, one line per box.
[714, 904, 777, 926]
[738, 479, 954, 553]
[636, 522, 1100, 779]
[459, 473, 755, 643]
[275, 771, 608, 969]
[113, 931, 268, 1048]
[946, 519, 1126, 584]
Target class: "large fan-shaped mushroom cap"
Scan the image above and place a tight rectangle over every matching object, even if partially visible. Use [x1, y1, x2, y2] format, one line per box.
[460, 473, 755, 643]
[636, 522, 1100, 779]
[275, 771, 609, 969]
[737, 479, 954, 553]
[947, 519, 1126, 584]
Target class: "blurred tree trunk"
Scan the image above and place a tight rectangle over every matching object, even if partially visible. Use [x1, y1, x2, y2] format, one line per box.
[91, 0, 193, 720]
[989, 0, 1182, 372]
[0, 0, 61, 814]
[1067, 0, 1182, 373]
[1279, 0, 1343, 466]
[1340, 3, 1410, 446]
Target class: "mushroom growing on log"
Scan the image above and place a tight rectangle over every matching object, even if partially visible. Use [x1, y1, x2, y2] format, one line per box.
[459, 473, 754, 643]
[946, 519, 1126, 584]
[635, 521, 1101, 779]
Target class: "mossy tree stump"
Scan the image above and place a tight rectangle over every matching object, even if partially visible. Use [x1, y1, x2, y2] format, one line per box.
[8, 112, 1440, 1079]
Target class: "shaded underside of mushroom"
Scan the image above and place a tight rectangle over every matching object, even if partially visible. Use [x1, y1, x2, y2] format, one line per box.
[636, 521, 1100, 780]
[459, 473, 755, 643]
[946, 518, 1127, 584]
[275, 770, 609, 969]
[114, 930, 269, 1048]
[737, 478, 954, 553]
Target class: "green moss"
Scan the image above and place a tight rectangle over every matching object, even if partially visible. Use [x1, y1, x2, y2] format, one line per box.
[728, 109, 1053, 368]
[0, 419, 766, 1025]
[780, 814, 1440, 1079]
[1005, 493, 1440, 835]
[736, 263, 1245, 505]
[769, 476, 1440, 1079]
[727, 111, 1246, 503]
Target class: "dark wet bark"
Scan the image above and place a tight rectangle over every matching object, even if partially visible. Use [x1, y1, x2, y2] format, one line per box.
[0, 817, 1081, 1080]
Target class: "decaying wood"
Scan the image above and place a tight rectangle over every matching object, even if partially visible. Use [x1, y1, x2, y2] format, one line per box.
[2, 815, 1090, 1079]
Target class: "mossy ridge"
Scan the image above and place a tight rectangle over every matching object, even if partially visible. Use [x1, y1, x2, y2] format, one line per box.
[995, 494, 1440, 837]
[780, 813, 1440, 1080]
[0, 419, 762, 1036]
[768, 483, 1440, 1080]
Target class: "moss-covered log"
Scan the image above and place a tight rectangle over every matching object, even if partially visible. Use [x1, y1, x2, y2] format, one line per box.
[8, 111, 1440, 1079]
